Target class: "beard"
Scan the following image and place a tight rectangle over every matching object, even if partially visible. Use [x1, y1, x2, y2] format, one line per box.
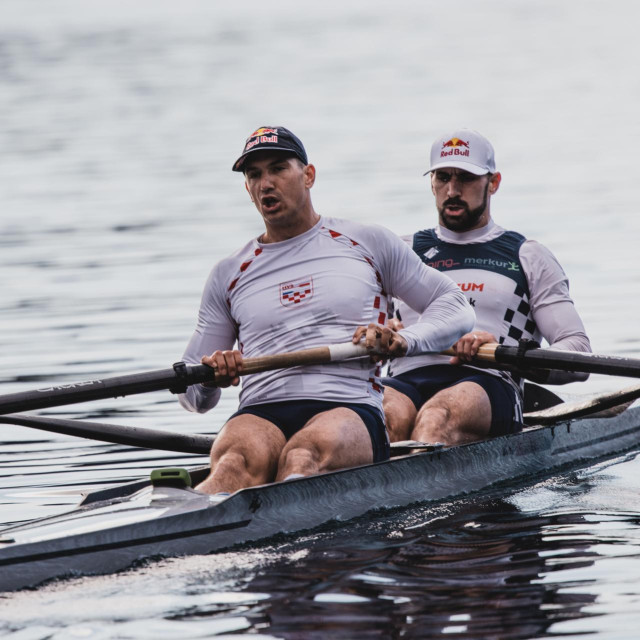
[438, 182, 490, 232]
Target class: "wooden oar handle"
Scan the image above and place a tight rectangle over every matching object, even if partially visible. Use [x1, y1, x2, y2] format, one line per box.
[440, 343, 500, 362]
[237, 343, 370, 376]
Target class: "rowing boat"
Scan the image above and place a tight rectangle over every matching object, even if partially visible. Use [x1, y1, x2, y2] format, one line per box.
[2, 397, 640, 593]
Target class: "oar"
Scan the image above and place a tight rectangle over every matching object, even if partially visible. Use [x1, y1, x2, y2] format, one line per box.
[523, 382, 640, 424]
[0, 343, 371, 415]
[3, 382, 638, 454]
[0, 413, 428, 455]
[443, 343, 640, 379]
[0, 414, 451, 456]
[0, 414, 215, 454]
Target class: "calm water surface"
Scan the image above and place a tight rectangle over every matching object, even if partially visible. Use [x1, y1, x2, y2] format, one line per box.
[1, 1, 640, 637]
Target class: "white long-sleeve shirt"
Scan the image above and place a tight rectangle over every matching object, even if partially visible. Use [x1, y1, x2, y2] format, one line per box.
[179, 217, 475, 414]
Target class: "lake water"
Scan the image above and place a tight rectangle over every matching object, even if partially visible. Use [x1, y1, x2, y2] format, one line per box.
[1, 1, 640, 637]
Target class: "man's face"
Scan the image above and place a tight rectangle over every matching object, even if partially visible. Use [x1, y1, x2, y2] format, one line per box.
[431, 168, 500, 232]
[244, 152, 315, 229]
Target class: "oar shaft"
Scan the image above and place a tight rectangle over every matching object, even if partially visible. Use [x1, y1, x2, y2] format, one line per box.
[0, 343, 370, 415]
[444, 343, 640, 378]
[0, 366, 208, 415]
[0, 414, 214, 454]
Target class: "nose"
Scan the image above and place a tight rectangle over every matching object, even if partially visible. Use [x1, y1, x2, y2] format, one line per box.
[446, 176, 463, 197]
[258, 173, 275, 192]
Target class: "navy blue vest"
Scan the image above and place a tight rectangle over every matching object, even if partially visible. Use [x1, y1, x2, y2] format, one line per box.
[411, 229, 537, 345]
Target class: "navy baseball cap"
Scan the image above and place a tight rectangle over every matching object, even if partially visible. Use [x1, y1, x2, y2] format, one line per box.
[232, 126, 308, 172]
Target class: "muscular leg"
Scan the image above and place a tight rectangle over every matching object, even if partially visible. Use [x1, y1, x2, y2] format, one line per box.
[276, 408, 374, 481]
[383, 386, 417, 442]
[411, 381, 492, 446]
[196, 414, 286, 494]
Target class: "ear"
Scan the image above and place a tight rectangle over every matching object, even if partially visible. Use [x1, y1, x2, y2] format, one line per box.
[430, 173, 436, 196]
[489, 172, 502, 194]
[303, 163, 316, 188]
[245, 182, 254, 202]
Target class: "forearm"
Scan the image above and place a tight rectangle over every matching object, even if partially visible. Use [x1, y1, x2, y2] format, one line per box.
[534, 302, 591, 384]
[399, 288, 475, 355]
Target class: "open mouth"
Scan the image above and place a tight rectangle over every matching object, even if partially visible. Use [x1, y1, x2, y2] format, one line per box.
[261, 196, 280, 212]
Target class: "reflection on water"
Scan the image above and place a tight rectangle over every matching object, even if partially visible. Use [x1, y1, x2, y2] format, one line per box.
[225, 502, 604, 639]
[3, 484, 640, 639]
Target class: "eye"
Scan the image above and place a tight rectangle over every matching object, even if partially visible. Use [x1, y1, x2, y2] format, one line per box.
[459, 173, 480, 183]
[434, 172, 451, 183]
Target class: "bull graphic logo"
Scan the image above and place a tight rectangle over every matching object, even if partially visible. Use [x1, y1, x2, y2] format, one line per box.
[442, 137, 470, 149]
[280, 277, 314, 307]
[249, 127, 279, 139]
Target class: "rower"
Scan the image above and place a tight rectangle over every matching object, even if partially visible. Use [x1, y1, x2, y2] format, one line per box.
[383, 128, 591, 446]
[178, 126, 475, 494]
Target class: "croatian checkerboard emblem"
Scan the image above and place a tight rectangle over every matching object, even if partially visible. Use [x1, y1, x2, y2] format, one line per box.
[280, 277, 314, 306]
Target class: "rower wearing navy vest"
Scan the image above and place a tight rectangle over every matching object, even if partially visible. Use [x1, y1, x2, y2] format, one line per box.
[384, 128, 591, 445]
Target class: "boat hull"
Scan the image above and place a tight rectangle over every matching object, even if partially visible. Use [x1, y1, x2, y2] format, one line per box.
[2, 406, 640, 592]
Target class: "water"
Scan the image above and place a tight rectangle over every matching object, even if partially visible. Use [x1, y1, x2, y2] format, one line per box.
[1, 0, 640, 636]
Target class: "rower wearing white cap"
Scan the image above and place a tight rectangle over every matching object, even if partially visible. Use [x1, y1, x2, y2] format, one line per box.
[384, 128, 592, 445]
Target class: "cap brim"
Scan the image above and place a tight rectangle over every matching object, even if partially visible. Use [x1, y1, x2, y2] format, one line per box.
[423, 161, 490, 176]
[233, 147, 303, 172]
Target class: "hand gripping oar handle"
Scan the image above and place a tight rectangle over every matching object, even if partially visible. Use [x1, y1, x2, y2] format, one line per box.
[443, 343, 640, 378]
[0, 343, 371, 415]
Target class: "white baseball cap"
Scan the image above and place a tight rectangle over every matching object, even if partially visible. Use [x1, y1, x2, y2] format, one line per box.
[424, 128, 496, 176]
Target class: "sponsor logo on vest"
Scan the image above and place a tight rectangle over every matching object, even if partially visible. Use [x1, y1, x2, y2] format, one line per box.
[427, 258, 460, 269]
[424, 247, 439, 260]
[280, 277, 314, 307]
[464, 257, 520, 271]
[458, 282, 484, 292]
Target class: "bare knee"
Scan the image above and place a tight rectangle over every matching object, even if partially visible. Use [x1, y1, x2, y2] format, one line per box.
[200, 447, 276, 494]
[213, 450, 249, 477]
[383, 387, 416, 442]
[412, 383, 491, 446]
[277, 445, 321, 481]
[413, 403, 456, 443]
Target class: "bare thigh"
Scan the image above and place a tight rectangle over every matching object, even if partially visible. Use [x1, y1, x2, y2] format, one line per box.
[276, 407, 374, 481]
[196, 414, 286, 494]
[412, 381, 492, 446]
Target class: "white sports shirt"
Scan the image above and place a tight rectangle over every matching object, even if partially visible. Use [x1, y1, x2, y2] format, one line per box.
[179, 217, 475, 414]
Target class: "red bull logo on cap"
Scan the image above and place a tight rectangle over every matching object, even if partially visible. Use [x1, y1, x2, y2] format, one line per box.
[249, 127, 279, 138]
[440, 137, 470, 159]
[244, 127, 279, 152]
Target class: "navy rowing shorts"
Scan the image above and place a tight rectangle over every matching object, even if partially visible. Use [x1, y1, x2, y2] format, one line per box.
[383, 365, 521, 436]
[229, 400, 390, 462]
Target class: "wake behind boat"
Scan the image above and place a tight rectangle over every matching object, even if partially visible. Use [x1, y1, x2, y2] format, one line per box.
[2, 395, 640, 593]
